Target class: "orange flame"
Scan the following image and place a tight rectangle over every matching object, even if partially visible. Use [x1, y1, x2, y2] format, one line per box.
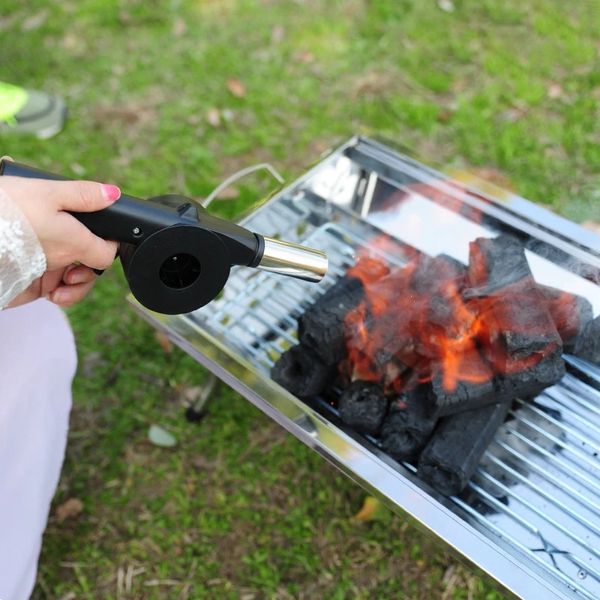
[342, 241, 557, 396]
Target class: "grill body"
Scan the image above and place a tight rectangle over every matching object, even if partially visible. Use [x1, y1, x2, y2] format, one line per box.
[134, 138, 600, 599]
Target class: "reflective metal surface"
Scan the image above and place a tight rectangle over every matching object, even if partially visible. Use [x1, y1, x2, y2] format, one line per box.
[133, 137, 600, 600]
[257, 236, 328, 282]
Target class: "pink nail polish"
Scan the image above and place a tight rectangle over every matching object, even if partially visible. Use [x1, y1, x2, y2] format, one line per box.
[102, 184, 121, 202]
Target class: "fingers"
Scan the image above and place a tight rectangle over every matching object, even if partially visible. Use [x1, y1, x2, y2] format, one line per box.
[49, 265, 98, 307]
[77, 232, 119, 271]
[62, 264, 96, 286]
[46, 179, 121, 212]
[49, 280, 95, 308]
[0, 175, 121, 270]
[58, 213, 119, 270]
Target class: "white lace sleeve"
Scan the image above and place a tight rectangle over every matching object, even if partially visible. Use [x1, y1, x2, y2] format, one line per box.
[0, 188, 47, 308]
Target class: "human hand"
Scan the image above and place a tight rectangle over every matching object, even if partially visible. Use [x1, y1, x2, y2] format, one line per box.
[8, 264, 100, 309]
[0, 174, 120, 308]
[0, 175, 120, 271]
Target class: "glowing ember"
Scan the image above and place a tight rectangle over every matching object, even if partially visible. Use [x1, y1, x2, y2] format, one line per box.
[342, 235, 563, 397]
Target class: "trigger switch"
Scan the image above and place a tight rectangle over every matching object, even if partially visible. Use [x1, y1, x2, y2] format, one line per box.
[177, 202, 193, 215]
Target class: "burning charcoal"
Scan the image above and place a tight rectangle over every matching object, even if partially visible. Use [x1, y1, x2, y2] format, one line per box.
[271, 344, 336, 398]
[411, 254, 466, 295]
[538, 285, 593, 351]
[468, 234, 531, 290]
[418, 400, 511, 496]
[573, 316, 600, 365]
[298, 276, 365, 365]
[426, 361, 496, 419]
[338, 380, 388, 435]
[344, 267, 419, 385]
[494, 350, 565, 400]
[381, 388, 437, 461]
[467, 236, 563, 376]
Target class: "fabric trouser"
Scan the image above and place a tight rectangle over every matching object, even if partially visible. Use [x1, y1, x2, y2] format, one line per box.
[0, 299, 76, 600]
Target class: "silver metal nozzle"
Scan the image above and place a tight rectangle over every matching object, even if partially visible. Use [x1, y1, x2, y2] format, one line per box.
[256, 236, 328, 282]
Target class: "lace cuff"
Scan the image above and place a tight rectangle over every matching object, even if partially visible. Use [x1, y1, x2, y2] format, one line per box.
[0, 188, 47, 308]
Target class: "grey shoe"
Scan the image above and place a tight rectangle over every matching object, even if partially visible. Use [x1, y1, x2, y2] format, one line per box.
[0, 81, 67, 139]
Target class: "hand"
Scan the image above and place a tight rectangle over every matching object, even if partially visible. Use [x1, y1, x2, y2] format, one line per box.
[0, 174, 121, 308]
[0, 175, 120, 271]
[8, 264, 99, 309]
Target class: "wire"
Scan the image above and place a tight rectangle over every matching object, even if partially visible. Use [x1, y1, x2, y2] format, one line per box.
[201, 163, 284, 208]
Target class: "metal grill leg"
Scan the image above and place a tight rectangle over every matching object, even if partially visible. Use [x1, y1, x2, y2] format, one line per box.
[185, 373, 218, 422]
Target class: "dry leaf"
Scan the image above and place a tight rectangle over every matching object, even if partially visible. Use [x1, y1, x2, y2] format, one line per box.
[437, 108, 454, 123]
[148, 424, 177, 448]
[582, 220, 600, 235]
[353, 496, 384, 522]
[215, 186, 240, 200]
[154, 331, 173, 353]
[55, 498, 84, 522]
[226, 78, 246, 98]
[468, 167, 515, 191]
[352, 71, 394, 98]
[547, 82, 564, 99]
[206, 107, 221, 127]
[172, 17, 186, 36]
[22, 9, 49, 31]
[271, 24, 285, 44]
[293, 50, 315, 64]
[61, 33, 81, 51]
[498, 105, 528, 123]
[437, 0, 455, 12]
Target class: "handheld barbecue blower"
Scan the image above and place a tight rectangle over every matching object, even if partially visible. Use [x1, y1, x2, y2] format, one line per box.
[0, 160, 328, 314]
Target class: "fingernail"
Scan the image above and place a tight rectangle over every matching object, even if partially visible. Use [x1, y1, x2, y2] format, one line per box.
[70, 272, 85, 284]
[50, 290, 65, 304]
[102, 184, 121, 202]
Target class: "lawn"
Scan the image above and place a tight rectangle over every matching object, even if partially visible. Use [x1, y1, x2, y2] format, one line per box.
[2, 0, 599, 598]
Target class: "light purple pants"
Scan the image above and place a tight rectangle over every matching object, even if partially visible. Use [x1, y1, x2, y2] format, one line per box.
[0, 299, 76, 600]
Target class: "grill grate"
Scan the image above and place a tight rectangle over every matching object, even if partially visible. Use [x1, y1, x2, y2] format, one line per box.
[187, 191, 600, 599]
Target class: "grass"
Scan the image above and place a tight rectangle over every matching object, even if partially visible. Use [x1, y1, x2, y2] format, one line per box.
[2, 0, 599, 597]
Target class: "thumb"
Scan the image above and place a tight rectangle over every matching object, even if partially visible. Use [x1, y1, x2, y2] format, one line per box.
[49, 179, 121, 212]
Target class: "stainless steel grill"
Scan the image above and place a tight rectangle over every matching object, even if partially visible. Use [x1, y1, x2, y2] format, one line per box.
[134, 138, 600, 600]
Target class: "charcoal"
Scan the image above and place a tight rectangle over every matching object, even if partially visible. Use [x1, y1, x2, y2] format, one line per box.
[381, 388, 437, 460]
[538, 285, 593, 351]
[338, 380, 388, 435]
[298, 276, 364, 365]
[467, 236, 563, 373]
[271, 344, 336, 398]
[418, 400, 511, 496]
[426, 366, 495, 418]
[468, 234, 530, 290]
[573, 316, 600, 364]
[410, 255, 475, 369]
[493, 349, 565, 400]
[411, 254, 466, 295]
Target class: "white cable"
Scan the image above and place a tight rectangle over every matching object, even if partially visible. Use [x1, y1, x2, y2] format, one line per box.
[201, 163, 284, 208]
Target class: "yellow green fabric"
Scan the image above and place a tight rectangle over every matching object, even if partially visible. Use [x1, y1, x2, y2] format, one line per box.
[0, 82, 28, 124]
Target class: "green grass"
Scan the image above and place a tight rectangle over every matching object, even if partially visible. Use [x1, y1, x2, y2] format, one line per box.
[2, 0, 599, 597]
